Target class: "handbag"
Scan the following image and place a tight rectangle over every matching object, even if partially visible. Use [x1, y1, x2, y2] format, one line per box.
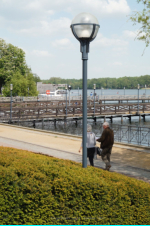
[97, 147, 102, 156]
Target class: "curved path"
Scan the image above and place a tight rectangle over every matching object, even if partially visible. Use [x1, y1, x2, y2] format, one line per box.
[0, 123, 150, 183]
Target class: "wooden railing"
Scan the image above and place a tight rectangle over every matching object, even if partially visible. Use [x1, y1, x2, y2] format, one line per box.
[0, 102, 150, 121]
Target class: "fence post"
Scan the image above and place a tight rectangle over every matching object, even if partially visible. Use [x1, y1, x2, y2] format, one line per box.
[19, 109, 21, 119]
[128, 125, 130, 143]
[42, 118, 44, 129]
[138, 126, 140, 145]
[119, 125, 121, 142]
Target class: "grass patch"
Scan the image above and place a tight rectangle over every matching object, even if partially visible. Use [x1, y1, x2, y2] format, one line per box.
[0, 146, 150, 225]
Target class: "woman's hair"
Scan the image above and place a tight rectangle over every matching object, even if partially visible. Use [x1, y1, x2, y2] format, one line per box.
[87, 124, 92, 132]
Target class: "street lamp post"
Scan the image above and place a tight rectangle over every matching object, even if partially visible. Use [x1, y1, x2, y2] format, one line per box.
[65, 84, 68, 117]
[68, 85, 72, 106]
[124, 87, 125, 96]
[10, 84, 13, 123]
[137, 84, 140, 114]
[1, 87, 4, 96]
[145, 84, 146, 97]
[71, 12, 100, 168]
[93, 84, 96, 116]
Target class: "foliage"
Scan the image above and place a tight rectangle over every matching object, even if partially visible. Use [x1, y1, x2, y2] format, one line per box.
[33, 73, 41, 83]
[0, 147, 150, 225]
[129, 0, 150, 50]
[3, 72, 38, 97]
[42, 75, 150, 89]
[0, 39, 39, 96]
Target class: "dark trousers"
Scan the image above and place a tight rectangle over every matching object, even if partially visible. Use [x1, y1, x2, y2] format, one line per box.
[87, 147, 95, 166]
[101, 147, 112, 168]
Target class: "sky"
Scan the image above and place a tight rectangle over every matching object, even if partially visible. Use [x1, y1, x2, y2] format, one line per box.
[0, 0, 150, 80]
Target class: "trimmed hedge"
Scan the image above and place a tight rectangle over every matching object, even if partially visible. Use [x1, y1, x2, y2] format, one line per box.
[0, 147, 150, 225]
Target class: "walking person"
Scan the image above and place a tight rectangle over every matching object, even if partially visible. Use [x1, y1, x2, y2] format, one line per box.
[79, 124, 96, 166]
[96, 122, 114, 171]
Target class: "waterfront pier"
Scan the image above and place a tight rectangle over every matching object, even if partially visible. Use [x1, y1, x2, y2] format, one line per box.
[0, 96, 150, 124]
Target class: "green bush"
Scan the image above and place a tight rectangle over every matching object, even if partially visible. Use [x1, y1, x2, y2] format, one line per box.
[0, 147, 150, 225]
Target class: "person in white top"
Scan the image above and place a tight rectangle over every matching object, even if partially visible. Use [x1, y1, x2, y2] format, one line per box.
[79, 124, 96, 166]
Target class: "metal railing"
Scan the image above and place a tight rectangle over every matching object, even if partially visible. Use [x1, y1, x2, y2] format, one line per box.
[1, 94, 150, 102]
[99, 123, 150, 147]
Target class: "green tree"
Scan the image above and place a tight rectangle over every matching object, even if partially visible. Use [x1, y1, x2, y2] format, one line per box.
[130, 0, 150, 49]
[33, 73, 41, 83]
[0, 39, 39, 96]
[0, 39, 27, 84]
[3, 72, 38, 97]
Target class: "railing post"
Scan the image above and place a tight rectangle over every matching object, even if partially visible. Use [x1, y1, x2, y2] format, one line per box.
[42, 118, 44, 129]
[128, 125, 130, 143]
[119, 125, 121, 142]
[73, 107, 75, 115]
[19, 109, 21, 119]
[138, 126, 140, 145]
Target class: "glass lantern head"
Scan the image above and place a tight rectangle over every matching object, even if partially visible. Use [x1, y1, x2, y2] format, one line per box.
[138, 84, 140, 89]
[65, 84, 68, 90]
[10, 84, 13, 91]
[68, 85, 72, 91]
[71, 12, 100, 41]
[93, 84, 96, 90]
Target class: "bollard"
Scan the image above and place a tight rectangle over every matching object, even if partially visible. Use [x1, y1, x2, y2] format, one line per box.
[75, 120, 78, 127]
[54, 119, 56, 127]
[121, 115, 123, 123]
[110, 116, 113, 123]
[93, 117, 96, 123]
[33, 120, 36, 128]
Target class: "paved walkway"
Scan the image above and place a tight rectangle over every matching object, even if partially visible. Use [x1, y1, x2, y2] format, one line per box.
[0, 123, 150, 183]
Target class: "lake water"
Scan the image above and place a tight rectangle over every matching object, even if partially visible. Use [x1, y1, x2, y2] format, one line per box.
[69, 88, 150, 97]
[18, 88, 150, 138]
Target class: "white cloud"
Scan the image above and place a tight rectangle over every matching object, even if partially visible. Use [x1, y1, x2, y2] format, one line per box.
[113, 61, 122, 66]
[123, 30, 137, 39]
[47, 0, 130, 17]
[30, 50, 53, 57]
[52, 38, 73, 49]
[123, 29, 147, 39]
[93, 33, 128, 48]
[17, 17, 71, 37]
[0, 0, 130, 37]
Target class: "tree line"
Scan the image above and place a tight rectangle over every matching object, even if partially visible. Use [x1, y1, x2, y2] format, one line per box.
[42, 75, 150, 89]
